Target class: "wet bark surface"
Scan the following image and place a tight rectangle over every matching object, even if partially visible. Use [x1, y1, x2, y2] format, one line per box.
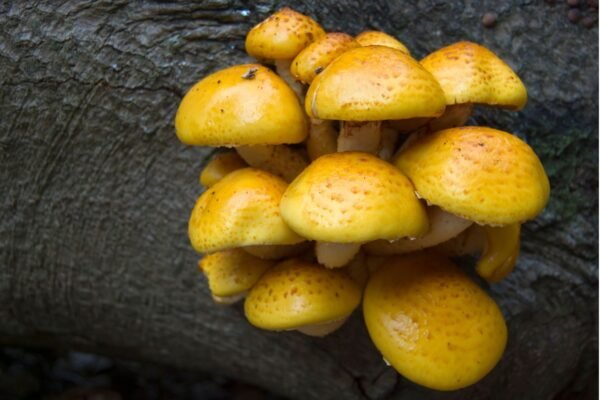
[0, 1, 597, 399]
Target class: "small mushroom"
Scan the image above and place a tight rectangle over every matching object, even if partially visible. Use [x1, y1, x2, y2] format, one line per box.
[199, 152, 247, 187]
[245, 7, 325, 99]
[363, 252, 507, 390]
[395, 126, 550, 281]
[188, 168, 304, 254]
[420, 41, 528, 131]
[305, 46, 446, 154]
[280, 152, 428, 268]
[355, 30, 410, 54]
[244, 258, 361, 336]
[199, 249, 275, 304]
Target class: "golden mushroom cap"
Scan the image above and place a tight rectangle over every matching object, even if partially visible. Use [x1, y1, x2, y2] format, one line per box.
[394, 126, 550, 225]
[355, 30, 410, 54]
[199, 249, 274, 298]
[420, 41, 527, 110]
[199, 152, 247, 188]
[189, 168, 304, 253]
[175, 64, 307, 146]
[305, 46, 446, 121]
[280, 152, 429, 243]
[363, 252, 507, 391]
[244, 259, 361, 330]
[245, 7, 325, 61]
[291, 32, 359, 84]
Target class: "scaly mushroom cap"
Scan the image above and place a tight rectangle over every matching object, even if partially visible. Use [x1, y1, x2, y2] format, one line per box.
[291, 32, 359, 84]
[189, 168, 304, 253]
[420, 41, 527, 110]
[355, 30, 410, 54]
[175, 64, 307, 146]
[244, 258, 361, 330]
[395, 126, 550, 225]
[199, 249, 274, 298]
[245, 8, 325, 61]
[280, 152, 429, 243]
[305, 46, 446, 121]
[363, 252, 507, 391]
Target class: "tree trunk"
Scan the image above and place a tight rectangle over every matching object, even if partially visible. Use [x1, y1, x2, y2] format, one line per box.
[0, 1, 597, 399]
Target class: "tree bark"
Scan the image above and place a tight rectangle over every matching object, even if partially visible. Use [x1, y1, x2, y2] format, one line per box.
[0, 1, 597, 399]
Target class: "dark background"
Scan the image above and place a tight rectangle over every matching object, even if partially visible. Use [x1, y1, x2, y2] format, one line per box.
[0, 1, 598, 399]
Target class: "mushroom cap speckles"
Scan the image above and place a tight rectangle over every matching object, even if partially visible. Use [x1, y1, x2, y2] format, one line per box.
[189, 168, 304, 253]
[291, 32, 359, 84]
[420, 41, 527, 110]
[244, 259, 361, 330]
[363, 252, 507, 391]
[175, 64, 307, 146]
[280, 152, 429, 243]
[199, 249, 274, 298]
[245, 8, 326, 61]
[306, 46, 446, 121]
[355, 30, 410, 54]
[394, 126, 550, 225]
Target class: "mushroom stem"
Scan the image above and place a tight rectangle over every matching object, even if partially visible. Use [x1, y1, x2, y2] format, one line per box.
[275, 59, 305, 101]
[296, 318, 347, 337]
[236, 144, 309, 182]
[337, 121, 381, 153]
[476, 223, 520, 282]
[315, 242, 361, 268]
[199, 152, 247, 188]
[378, 125, 400, 161]
[364, 207, 473, 255]
[345, 251, 369, 288]
[307, 118, 338, 160]
[427, 103, 473, 132]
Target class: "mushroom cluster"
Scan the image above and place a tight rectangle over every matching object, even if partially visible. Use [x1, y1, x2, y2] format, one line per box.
[175, 8, 550, 391]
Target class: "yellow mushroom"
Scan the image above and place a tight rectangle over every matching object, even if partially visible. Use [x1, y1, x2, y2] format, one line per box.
[395, 126, 550, 281]
[245, 7, 325, 99]
[280, 152, 428, 268]
[305, 46, 446, 154]
[355, 30, 410, 54]
[198, 249, 274, 304]
[420, 41, 528, 131]
[175, 64, 309, 181]
[363, 252, 507, 391]
[244, 258, 361, 336]
[199, 152, 247, 188]
[188, 168, 304, 254]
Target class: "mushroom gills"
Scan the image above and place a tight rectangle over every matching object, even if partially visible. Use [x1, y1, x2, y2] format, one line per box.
[212, 292, 247, 305]
[427, 103, 473, 132]
[315, 242, 362, 268]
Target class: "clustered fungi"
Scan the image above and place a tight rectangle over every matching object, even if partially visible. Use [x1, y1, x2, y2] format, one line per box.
[174, 7, 550, 391]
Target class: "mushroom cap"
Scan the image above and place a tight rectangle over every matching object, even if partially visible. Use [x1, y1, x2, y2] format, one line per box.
[189, 168, 304, 253]
[305, 46, 446, 121]
[175, 64, 307, 146]
[420, 41, 527, 110]
[199, 249, 274, 298]
[363, 252, 507, 391]
[245, 8, 325, 61]
[199, 152, 247, 187]
[244, 258, 361, 330]
[355, 30, 410, 54]
[395, 126, 550, 225]
[291, 32, 359, 84]
[280, 152, 429, 243]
